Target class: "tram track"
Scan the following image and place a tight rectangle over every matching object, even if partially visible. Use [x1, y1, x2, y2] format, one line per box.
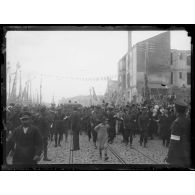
[131, 146, 161, 164]
[69, 133, 74, 164]
[107, 144, 126, 164]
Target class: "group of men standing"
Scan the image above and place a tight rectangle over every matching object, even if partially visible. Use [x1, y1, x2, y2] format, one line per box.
[5, 96, 191, 167]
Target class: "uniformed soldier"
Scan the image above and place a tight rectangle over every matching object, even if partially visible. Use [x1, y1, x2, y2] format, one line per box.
[165, 95, 191, 167]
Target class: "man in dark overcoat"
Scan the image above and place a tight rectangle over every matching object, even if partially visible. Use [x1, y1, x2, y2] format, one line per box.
[54, 110, 65, 147]
[6, 111, 43, 165]
[106, 107, 116, 144]
[129, 108, 137, 146]
[138, 107, 150, 147]
[123, 111, 131, 146]
[38, 106, 51, 161]
[165, 96, 191, 167]
[71, 107, 81, 151]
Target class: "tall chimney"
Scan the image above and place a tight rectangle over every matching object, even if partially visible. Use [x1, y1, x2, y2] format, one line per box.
[128, 31, 132, 52]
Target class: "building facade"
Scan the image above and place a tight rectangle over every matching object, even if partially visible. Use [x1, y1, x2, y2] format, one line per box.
[170, 49, 191, 88]
[118, 54, 126, 95]
[104, 79, 118, 104]
[118, 31, 172, 103]
[116, 31, 191, 104]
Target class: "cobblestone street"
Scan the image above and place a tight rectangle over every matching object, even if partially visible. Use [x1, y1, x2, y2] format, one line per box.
[39, 133, 168, 164]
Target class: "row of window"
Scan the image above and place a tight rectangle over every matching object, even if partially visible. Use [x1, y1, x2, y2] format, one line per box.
[170, 72, 191, 85]
[170, 53, 191, 66]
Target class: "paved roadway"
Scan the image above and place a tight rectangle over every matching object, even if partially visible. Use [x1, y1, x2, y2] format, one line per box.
[39, 133, 168, 164]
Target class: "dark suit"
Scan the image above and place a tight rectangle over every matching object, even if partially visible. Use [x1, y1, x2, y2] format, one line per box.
[167, 114, 191, 166]
[38, 115, 50, 158]
[71, 111, 80, 150]
[6, 125, 42, 165]
[138, 112, 150, 146]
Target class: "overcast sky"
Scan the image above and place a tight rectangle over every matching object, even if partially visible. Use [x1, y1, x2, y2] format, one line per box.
[6, 30, 191, 103]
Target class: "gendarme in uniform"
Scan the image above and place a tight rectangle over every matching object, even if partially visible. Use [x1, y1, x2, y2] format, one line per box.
[166, 95, 191, 167]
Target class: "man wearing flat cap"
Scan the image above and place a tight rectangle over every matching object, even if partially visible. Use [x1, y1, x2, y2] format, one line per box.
[6, 111, 43, 165]
[165, 94, 191, 167]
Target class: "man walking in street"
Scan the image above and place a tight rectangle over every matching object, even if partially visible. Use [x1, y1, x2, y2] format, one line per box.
[94, 118, 109, 161]
[6, 111, 43, 165]
[38, 106, 51, 161]
[138, 107, 150, 147]
[71, 107, 81, 151]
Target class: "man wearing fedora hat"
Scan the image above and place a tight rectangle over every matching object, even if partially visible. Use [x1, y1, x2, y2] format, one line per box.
[165, 94, 191, 166]
[6, 111, 43, 165]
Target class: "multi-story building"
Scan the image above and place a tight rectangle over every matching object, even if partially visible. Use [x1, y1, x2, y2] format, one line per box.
[117, 31, 191, 104]
[130, 31, 171, 102]
[169, 49, 191, 102]
[170, 49, 191, 88]
[118, 31, 172, 103]
[104, 79, 118, 104]
[118, 54, 126, 95]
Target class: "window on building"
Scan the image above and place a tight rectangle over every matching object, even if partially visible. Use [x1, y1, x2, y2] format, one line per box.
[179, 72, 182, 79]
[171, 72, 173, 84]
[187, 55, 191, 66]
[187, 72, 191, 85]
[171, 52, 173, 65]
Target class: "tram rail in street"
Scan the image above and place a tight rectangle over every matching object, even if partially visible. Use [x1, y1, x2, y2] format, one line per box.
[131, 147, 161, 164]
[107, 144, 126, 164]
[69, 134, 74, 164]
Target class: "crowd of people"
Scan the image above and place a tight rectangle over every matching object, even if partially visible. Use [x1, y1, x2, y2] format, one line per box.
[4, 96, 191, 166]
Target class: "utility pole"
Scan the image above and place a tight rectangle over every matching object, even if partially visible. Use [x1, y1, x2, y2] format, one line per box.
[10, 63, 20, 103]
[36, 89, 39, 104]
[128, 31, 132, 102]
[18, 69, 22, 102]
[144, 41, 150, 102]
[8, 75, 11, 100]
[29, 79, 32, 102]
[40, 75, 42, 105]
